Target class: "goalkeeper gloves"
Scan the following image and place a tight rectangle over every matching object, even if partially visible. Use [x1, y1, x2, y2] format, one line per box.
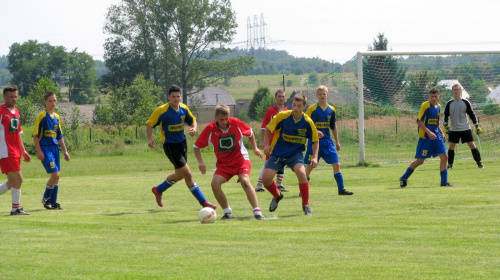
[475, 124, 482, 135]
[443, 123, 450, 134]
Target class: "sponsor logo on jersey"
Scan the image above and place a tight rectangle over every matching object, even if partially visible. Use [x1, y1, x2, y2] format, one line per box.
[282, 134, 306, 144]
[428, 119, 438, 125]
[44, 130, 57, 138]
[9, 117, 19, 132]
[168, 123, 184, 132]
[218, 134, 235, 152]
[315, 122, 329, 129]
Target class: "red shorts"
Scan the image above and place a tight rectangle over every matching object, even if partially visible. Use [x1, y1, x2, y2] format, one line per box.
[215, 160, 251, 182]
[0, 157, 21, 174]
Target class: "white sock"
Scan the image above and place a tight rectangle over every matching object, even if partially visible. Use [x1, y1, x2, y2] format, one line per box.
[11, 188, 21, 211]
[0, 183, 8, 195]
[253, 208, 262, 216]
[223, 207, 232, 214]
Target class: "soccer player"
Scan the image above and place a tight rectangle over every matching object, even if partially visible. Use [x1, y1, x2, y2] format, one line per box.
[399, 88, 451, 188]
[443, 84, 483, 169]
[305, 86, 353, 195]
[255, 89, 288, 193]
[193, 105, 265, 220]
[0, 85, 31, 215]
[262, 94, 319, 216]
[33, 92, 70, 210]
[146, 85, 216, 210]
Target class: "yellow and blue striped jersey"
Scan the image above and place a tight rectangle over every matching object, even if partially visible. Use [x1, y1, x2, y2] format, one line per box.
[33, 110, 63, 146]
[146, 103, 196, 144]
[417, 101, 442, 139]
[266, 110, 318, 158]
[305, 103, 336, 139]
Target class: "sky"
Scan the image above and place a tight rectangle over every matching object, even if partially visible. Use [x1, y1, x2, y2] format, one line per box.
[1, 0, 500, 63]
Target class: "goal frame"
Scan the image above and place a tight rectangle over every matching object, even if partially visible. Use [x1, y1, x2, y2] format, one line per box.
[356, 50, 500, 165]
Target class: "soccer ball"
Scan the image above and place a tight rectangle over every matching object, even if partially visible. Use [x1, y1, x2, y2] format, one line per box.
[198, 207, 217, 223]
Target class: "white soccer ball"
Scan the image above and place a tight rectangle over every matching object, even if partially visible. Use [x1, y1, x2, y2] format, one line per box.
[198, 207, 217, 223]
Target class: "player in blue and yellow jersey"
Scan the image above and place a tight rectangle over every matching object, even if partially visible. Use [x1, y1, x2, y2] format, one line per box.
[146, 85, 216, 211]
[261, 94, 319, 216]
[305, 86, 353, 196]
[400, 88, 451, 188]
[33, 91, 70, 210]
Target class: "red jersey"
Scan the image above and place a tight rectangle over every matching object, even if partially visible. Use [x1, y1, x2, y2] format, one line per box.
[0, 104, 23, 159]
[194, 117, 253, 168]
[261, 104, 287, 146]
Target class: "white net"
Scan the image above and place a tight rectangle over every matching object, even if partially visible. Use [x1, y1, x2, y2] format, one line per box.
[318, 52, 500, 166]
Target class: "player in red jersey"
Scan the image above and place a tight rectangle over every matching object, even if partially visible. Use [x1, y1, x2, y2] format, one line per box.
[255, 89, 288, 192]
[0, 86, 32, 215]
[194, 105, 265, 220]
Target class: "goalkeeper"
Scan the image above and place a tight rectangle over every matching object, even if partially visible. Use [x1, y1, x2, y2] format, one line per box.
[443, 84, 483, 169]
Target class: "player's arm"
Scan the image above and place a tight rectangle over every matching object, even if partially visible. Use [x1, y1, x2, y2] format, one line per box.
[438, 125, 446, 143]
[32, 135, 44, 161]
[146, 124, 155, 148]
[58, 138, 70, 161]
[188, 121, 197, 137]
[20, 134, 31, 163]
[416, 120, 436, 140]
[193, 146, 206, 175]
[263, 128, 272, 156]
[331, 127, 340, 151]
[248, 132, 263, 159]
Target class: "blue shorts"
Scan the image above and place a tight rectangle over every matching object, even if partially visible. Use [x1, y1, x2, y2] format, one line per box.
[304, 138, 338, 164]
[265, 153, 304, 174]
[41, 145, 60, 173]
[415, 137, 446, 159]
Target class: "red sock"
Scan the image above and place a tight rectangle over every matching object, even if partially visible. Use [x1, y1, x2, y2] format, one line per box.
[265, 181, 281, 197]
[299, 182, 309, 205]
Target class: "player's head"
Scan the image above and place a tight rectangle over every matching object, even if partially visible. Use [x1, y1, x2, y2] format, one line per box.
[167, 85, 182, 107]
[428, 88, 440, 105]
[44, 92, 57, 109]
[3, 85, 19, 107]
[275, 89, 286, 106]
[452, 84, 462, 99]
[215, 104, 230, 129]
[316, 85, 329, 102]
[292, 94, 307, 116]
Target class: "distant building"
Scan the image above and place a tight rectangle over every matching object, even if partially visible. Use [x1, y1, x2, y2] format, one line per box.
[486, 84, 500, 103]
[187, 87, 236, 122]
[437, 80, 470, 99]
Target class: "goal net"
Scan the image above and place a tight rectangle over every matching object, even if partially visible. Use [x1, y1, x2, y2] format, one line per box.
[318, 51, 500, 166]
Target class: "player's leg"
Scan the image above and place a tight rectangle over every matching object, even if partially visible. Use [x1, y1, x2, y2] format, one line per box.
[238, 173, 264, 220]
[210, 174, 232, 219]
[180, 164, 216, 209]
[322, 140, 352, 195]
[41, 146, 62, 209]
[465, 130, 483, 168]
[255, 161, 267, 192]
[7, 170, 29, 215]
[291, 161, 313, 216]
[447, 131, 459, 169]
[0, 182, 9, 195]
[262, 157, 283, 212]
[439, 153, 452, 186]
[400, 138, 428, 187]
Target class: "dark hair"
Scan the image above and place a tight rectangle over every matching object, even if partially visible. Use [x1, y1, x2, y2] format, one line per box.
[429, 88, 440, 94]
[293, 94, 307, 105]
[275, 89, 285, 97]
[44, 91, 56, 101]
[3, 85, 18, 95]
[168, 85, 182, 96]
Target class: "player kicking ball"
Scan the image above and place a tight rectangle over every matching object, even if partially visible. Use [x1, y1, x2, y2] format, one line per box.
[194, 105, 265, 220]
[400, 88, 451, 188]
[262, 94, 319, 216]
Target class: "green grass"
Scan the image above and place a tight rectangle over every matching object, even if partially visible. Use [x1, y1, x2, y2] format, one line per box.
[1, 151, 499, 279]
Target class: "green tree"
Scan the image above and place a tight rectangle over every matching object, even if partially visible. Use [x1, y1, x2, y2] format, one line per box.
[255, 94, 275, 120]
[66, 50, 97, 104]
[363, 33, 406, 106]
[104, 0, 253, 103]
[405, 69, 438, 109]
[27, 77, 59, 109]
[248, 87, 270, 120]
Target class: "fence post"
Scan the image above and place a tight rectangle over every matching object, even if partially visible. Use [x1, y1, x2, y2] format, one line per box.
[89, 127, 92, 142]
[136, 126, 138, 139]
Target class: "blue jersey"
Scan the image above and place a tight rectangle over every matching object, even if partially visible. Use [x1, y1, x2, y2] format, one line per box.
[33, 110, 63, 146]
[146, 103, 196, 144]
[266, 110, 318, 158]
[305, 103, 336, 139]
[417, 101, 442, 139]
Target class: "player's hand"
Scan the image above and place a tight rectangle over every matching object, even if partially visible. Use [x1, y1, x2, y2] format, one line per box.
[188, 127, 196, 137]
[264, 145, 271, 156]
[443, 123, 450, 134]
[198, 163, 206, 175]
[148, 139, 155, 148]
[36, 150, 44, 161]
[254, 148, 264, 159]
[441, 133, 447, 143]
[475, 124, 482, 135]
[309, 158, 318, 168]
[22, 151, 31, 163]
[428, 132, 436, 140]
[317, 131, 324, 138]
[336, 142, 341, 151]
[64, 152, 71, 162]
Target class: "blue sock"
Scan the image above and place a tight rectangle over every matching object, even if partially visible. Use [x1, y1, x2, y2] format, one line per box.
[190, 183, 207, 206]
[157, 179, 175, 193]
[43, 185, 54, 201]
[334, 172, 345, 192]
[50, 185, 59, 204]
[440, 169, 448, 185]
[401, 167, 414, 180]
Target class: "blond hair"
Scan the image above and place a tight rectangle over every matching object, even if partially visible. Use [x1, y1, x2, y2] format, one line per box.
[215, 104, 230, 116]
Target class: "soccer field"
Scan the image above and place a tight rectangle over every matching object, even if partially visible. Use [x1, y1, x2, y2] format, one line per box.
[1, 152, 499, 279]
